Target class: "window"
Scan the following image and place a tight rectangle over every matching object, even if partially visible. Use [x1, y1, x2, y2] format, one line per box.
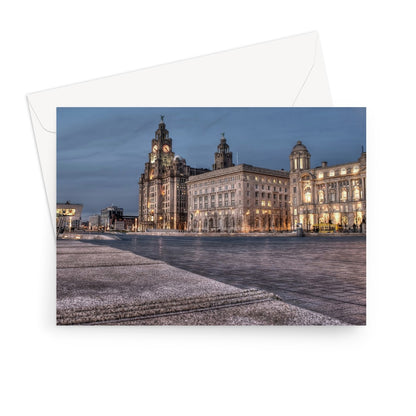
[304, 187, 312, 203]
[319, 190, 324, 203]
[353, 166, 359, 173]
[329, 170, 335, 177]
[354, 187, 360, 200]
[318, 172, 324, 179]
[341, 168, 347, 175]
[293, 187, 297, 193]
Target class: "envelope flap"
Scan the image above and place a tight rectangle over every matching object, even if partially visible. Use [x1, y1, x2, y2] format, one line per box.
[28, 31, 330, 134]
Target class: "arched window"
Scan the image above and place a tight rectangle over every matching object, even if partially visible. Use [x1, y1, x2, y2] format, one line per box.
[354, 187, 360, 200]
[341, 189, 348, 202]
[304, 186, 312, 203]
[318, 190, 324, 203]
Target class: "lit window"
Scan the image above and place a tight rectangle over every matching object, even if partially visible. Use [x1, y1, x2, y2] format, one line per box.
[304, 187, 312, 203]
[261, 200, 266, 206]
[353, 166, 359, 173]
[329, 170, 335, 177]
[318, 172, 324, 179]
[341, 168, 346, 175]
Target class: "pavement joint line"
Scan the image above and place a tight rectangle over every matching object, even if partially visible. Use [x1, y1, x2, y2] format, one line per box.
[59, 297, 277, 325]
[85, 299, 290, 325]
[276, 288, 366, 307]
[57, 290, 279, 325]
[57, 262, 166, 269]
[58, 288, 272, 314]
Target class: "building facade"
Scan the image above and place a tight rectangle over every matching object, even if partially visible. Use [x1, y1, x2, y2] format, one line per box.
[56, 201, 83, 232]
[187, 137, 291, 233]
[138, 119, 366, 234]
[100, 205, 123, 230]
[289, 141, 366, 232]
[138, 117, 209, 231]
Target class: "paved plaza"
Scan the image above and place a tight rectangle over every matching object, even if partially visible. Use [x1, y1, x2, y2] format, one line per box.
[90, 234, 366, 325]
[56, 239, 345, 325]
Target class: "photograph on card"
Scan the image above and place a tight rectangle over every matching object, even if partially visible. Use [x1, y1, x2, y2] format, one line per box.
[56, 107, 366, 326]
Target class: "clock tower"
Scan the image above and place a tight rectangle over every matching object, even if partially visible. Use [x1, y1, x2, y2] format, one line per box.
[138, 116, 190, 230]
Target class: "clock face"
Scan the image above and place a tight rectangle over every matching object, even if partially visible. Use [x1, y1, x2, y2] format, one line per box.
[162, 144, 170, 153]
[152, 145, 158, 153]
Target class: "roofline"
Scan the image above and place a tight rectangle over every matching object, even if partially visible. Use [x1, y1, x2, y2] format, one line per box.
[187, 163, 289, 182]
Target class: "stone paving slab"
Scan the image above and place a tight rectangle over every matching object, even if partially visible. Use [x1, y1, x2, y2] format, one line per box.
[57, 240, 344, 326]
[57, 252, 163, 268]
[103, 300, 343, 326]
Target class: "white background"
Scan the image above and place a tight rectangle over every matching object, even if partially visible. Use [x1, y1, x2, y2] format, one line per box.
[1, 1, 415, 415]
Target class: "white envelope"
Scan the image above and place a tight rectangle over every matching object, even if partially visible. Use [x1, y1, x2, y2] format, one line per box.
[27, 31, 332, 231]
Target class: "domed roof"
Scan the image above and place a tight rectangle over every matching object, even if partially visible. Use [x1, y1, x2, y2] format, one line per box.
[291, 140, 309, 153]
[173, 155, 185, 162]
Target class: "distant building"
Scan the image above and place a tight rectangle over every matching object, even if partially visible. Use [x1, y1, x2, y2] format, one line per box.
[123, 215, 138, 231]
[187, 138, 291, 233]
[138, 117, 209, 231]
[100, 206, 123, 230]
[88, 214, 101, 231]
[289, 141, 366, 232]
[56, 201, 83, 232]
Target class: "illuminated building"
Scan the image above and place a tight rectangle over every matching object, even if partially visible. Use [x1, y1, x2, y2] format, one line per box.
[56, 201, 83, 231]
[100, 205, 123, 230]
[187, 136, 291, 233]
[289, 141, 366, 232]
[88, 214, 101, 231]
[138, 117, 209, 230]
[138, 119, 366, 233]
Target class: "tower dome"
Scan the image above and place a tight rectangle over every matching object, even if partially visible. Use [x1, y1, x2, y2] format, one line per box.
[290, 140, 311, 171]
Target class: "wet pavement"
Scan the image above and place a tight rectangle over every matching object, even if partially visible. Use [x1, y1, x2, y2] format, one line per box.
[87, 234, 366, 325]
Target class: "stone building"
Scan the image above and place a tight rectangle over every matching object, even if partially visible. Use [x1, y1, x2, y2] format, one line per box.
[289, 141, 366, 232]
[187, 137, 291, 233]
[138, 117, 209, 231]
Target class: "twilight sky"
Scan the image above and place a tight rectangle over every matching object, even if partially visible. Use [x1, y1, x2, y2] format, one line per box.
[57, 107, 366, 218]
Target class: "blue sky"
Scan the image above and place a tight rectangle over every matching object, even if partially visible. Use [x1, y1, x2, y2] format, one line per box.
[57, 107, 366, 218]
